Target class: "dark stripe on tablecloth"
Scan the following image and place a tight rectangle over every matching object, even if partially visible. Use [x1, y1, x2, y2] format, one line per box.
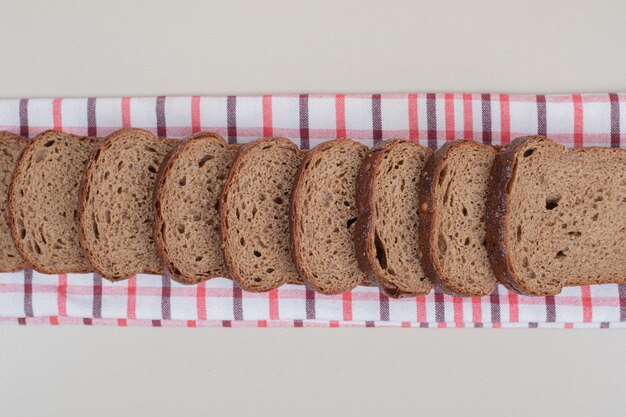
[372, 94, 382, 144]
[434, 289, 445, 323]
[23, 268, 33, 317]
[19, 99, 29, 137]
[426, 93, 437, 149]
[545, 295, 556, 322]
[161, 275, 171, 320]
[233, 284, 243, 320]
[299, 94, 310, 149]
[156, 96, 167, 138]
[610, 93, 621, 148]
[536, 95, 547, 135]
[227, 96, 237, 144]
[490, 286, 501, 324]
[92, 274, 103, 319]
[305, 287, 316, 320]
[87, 97, 97, 137]
[481, 93, 492, 145]
[379, 291, 389, 321]
[619, 284, 626, 322]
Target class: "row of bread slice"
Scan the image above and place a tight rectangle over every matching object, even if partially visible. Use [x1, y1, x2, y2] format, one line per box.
[1, 129, 624, 297]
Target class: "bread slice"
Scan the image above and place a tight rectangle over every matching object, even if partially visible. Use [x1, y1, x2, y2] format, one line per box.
[154, 132, 239, 284]
[355, 140, 434, 298]
[78, 128, 177, 281]
[8, 130, 98, 273]
[486, 136, 626, 296]
[418, 140, 498, 297]
[221, 138, 304, 291]
[290, 139, 367, 294]
[0, 132, 27, 272]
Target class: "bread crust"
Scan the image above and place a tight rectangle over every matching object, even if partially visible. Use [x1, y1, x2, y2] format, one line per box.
[418, 140, 499, 297]
[1, 131, 29, 272]
[219, 137, 303, 291]
[8, 130, 98, 274]
[355, 139, 433, 298]
[77, 128, 177, 281]
[154, 132, 238, 285]
[485, 136, 626, 295]
[290, 139, 368, 294]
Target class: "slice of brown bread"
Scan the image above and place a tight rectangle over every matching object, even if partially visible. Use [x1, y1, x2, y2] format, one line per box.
[0, 132, 27, 272]
[78, 128, 177, 281]
[154, 132, 239, 284]
[9, 130, 98, 273]
[418, 140, 499, 297]
[355, 140, 434, 298]
[221, 138, 304, 292]
[486, 136, 626, 296]
[290, 139, 367, 295]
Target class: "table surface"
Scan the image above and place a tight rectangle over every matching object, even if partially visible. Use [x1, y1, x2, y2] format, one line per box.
[1, 1, 625, 416]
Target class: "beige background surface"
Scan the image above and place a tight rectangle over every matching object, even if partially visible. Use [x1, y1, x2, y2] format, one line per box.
[1, 1, 625, 416]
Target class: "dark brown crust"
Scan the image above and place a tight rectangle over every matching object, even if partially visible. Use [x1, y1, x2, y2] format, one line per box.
[1, 132, 29, 272]
[355, 139, 433, 298]
[8, 130, 98, 274]
[485, 136, 626, 295]
[219, 137, 303, 292]
[77, 128, 177, 281]
[417, 140, 499, 297]
[153, 132, 239, 285]
[290, 139, 368, 295]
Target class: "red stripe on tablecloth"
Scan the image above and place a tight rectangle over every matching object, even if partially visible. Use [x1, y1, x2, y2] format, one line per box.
[342, 292, 352, 321]
[573, 94, 583, 148]
[53, 98, 62, 131]
[263, 95, 273, 137]
[537, 95, 547, 135]
[299, 94, 309, 149]
[336, 94, 346, 139]
[463, 93, 473, 139]
[372, 94, 382, 143]
[416, 295, 427, 322]
[156, 96, 167, 138]
[19, 99, 29, 137]
[87, 98, 97, 137]
[187, 320, 196, 328]
[408, 93, 418, 142]
[508, 291, 519, 322]
[305, 288, 316, 319]
[196, 282, 207, 321]
[471, 297, 482, 323]
[121, 97, 131, 127]
[582, 285, 593, 323]
[92, 274, 103, 318]
[619, 285, 626, 321]
[269, 289, 279, 320]
[127, 276, 137, 319]
[453, 296, 464, 327]
[329, 320, 339, 328]
[609, 93, 621, 148]
[481, 93, 492, 145]
[57, 274, 67, 316]
[444, 93, 455, 141]
[227, 96, 237, 143]
[191, 96, 201, 133]
[499, 94, 511, 145]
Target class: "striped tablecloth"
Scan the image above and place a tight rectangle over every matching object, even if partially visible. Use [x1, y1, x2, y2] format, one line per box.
[0, 93, 624, 328]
